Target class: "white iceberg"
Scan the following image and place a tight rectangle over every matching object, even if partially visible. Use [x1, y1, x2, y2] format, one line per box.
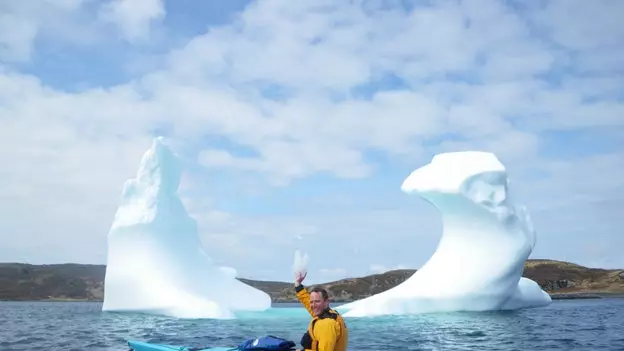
[292, 249, 309, 278]
[339, 151, 552, 317]
[101, 137, 271, 319]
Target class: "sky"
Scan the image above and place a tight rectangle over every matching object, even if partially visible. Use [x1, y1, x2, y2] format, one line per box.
[0, 0, 622, 284]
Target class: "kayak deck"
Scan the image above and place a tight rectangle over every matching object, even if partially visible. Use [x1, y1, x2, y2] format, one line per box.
[128, 340, 235, 351]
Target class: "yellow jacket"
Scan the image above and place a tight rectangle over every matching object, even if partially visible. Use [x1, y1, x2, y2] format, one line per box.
[295, 285, 348, 351]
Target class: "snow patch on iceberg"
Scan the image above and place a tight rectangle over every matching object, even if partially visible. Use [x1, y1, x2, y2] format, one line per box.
[102, 137, 271, 319]
[338, 151, 551, 317]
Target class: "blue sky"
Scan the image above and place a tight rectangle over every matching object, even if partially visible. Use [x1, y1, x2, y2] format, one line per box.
[0, 0, 622, 284]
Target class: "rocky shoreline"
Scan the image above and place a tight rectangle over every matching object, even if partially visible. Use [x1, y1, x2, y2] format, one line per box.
[11, 292, 624, 304]
[549, 292, 624, 300]
[1, 260, 623, 303]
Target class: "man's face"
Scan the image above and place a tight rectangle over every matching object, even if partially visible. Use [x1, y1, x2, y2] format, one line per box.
[310, 292, 328, 316]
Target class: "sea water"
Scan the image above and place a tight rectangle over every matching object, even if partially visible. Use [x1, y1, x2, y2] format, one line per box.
[1, 299, 622, 350]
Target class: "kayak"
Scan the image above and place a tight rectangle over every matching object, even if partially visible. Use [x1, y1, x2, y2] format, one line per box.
[128, 335, 296, 351]
[127, 340, 235, 351]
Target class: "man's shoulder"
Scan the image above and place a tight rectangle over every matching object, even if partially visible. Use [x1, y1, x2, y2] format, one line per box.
[317, 308, 341, 320]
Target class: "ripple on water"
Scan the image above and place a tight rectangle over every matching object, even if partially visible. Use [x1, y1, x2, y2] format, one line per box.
[1, 299, 624, 350]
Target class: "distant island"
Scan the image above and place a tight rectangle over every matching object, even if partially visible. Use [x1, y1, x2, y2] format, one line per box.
[1, 259, 623, 302]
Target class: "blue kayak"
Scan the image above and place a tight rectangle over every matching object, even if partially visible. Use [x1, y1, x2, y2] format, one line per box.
[127, 340, 235, 351]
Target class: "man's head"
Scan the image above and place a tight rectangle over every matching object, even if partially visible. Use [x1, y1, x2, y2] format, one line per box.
[309, 287, 330, 316]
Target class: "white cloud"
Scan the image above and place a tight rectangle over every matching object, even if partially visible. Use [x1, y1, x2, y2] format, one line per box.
[532, 0, 623, 52]
[0, 13, 37, 62]
[147, 0, 622, 185]
[98, 0, 165, 43]
[183, 194, 444, 282]
[0, 1, 92, 62]
[318, 268, 348, 283]
[369, 264, 409, 274]
[0, 0, 623, 278]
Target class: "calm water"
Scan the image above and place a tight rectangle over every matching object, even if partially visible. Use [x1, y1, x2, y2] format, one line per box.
[1, 299, 623, 350]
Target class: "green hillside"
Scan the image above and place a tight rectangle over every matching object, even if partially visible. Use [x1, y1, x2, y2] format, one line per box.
[1, 260, 623, 302]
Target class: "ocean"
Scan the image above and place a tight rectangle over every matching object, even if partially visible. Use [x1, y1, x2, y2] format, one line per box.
[1, 298, 622, 351]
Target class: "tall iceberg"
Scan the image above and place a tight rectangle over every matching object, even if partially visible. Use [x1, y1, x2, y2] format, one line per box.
[102, 137, 271, 319]
[339, 151, 551, 317]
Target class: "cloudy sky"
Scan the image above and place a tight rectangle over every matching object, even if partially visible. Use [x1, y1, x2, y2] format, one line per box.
[1, 0, 622, 284]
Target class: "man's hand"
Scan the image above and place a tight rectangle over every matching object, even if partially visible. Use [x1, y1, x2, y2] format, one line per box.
[295, 271, 307, 287]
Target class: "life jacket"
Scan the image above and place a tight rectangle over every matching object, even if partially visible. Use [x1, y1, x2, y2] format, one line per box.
[300, 308, 347, 351]
[237, 335, 296, 350]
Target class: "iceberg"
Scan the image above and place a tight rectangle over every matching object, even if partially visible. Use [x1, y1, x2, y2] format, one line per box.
[101, 137, 271, 319]
[292, 250, 309, 278]
[338, 151, 551, 317]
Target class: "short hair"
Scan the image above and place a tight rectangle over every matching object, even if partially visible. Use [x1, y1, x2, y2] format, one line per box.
[310, 286, 329, 300]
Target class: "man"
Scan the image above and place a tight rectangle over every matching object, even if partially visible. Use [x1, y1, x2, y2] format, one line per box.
[294, 271, 348, 351]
